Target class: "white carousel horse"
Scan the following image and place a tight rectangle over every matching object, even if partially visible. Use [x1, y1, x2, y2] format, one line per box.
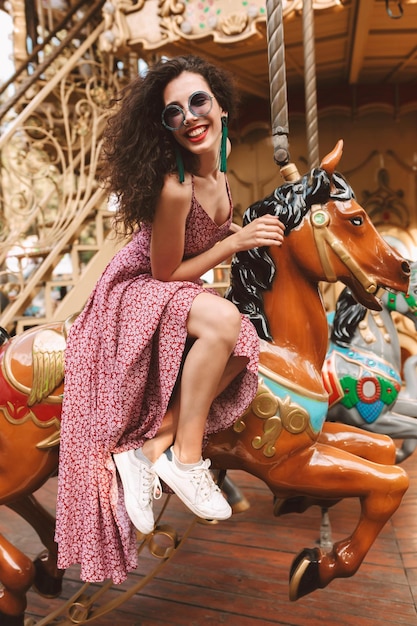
[325, 262, 417, 462]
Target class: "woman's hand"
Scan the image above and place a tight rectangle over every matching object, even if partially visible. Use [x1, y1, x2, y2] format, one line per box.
[232, 215, 285, 252]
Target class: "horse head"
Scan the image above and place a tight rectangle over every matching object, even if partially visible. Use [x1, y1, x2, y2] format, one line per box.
[227, 140, 410, 343]
[309, 140, 410, 310]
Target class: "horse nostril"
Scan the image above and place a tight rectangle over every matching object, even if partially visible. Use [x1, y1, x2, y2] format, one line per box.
[402, 261, 411, 277]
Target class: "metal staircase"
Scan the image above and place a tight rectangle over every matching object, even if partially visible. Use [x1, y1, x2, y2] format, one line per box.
[0, 1, 236, 335]
[0, 0, 133, 333]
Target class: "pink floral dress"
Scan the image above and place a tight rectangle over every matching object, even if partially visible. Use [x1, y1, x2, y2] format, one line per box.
[55, 177, 259, 583]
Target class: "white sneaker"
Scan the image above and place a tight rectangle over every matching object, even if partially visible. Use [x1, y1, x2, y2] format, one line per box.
[153, 447, 232, 521]
[114, 450, 161, 535]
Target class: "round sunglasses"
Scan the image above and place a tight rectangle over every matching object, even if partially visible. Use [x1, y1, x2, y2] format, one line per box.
[161, 91, 214, 131]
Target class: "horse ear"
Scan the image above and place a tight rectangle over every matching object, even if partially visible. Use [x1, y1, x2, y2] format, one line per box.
[319, 139, 344, 175]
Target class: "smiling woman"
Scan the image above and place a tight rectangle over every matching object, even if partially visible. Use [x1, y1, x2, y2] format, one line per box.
[54, 54, 285, 584]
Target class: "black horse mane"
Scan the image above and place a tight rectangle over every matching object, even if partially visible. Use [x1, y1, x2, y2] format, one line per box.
[226, 168, 355, 341]
[330, 287, 367, 347]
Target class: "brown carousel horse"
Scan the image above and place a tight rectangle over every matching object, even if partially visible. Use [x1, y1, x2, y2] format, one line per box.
[0, 140, 411, 624]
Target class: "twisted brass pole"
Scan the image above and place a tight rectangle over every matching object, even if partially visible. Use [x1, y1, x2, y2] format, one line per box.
[303, 0, 320, 168]
[265, 0, 299, 181]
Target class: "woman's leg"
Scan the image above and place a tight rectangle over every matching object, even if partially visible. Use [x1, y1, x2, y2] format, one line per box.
[175, 292, 246, 462]
[142, 396, 180, 463]
[152, 293, 249, 519]
[118, 293, 249, 527]
[144, 292, 247, 463]
[142, 353, 247, 462]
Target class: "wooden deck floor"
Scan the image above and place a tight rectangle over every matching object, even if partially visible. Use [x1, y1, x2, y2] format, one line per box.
[1, 452, 417, 625]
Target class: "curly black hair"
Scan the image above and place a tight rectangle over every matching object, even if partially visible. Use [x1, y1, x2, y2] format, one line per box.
[226, 169, 355, 340]
[100, 55, 239, 234]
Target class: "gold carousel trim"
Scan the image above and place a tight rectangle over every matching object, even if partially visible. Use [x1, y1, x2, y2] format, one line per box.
[2, 329, 66, 405]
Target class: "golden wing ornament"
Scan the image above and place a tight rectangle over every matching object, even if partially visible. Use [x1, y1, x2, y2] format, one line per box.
[28, 330, 66, 406]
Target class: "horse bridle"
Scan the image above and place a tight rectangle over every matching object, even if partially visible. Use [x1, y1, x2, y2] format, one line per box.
[310, 203, 378, 295]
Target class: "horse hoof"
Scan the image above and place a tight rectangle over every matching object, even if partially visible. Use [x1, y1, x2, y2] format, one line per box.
[221, 475, 250, 513]
[32, 556, 63, 598]
[289, 547, 321, 601]
[230, 495, 250, 514]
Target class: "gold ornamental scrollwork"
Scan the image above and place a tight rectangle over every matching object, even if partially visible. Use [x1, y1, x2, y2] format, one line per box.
[28, 330, 66, 406]
[219, 13, 249, 36]
[101, 0, 342, 53]
[252, 417, 282, 458]
[101, 1, 147, 52]
[158, 0, 264, 44]
[0, 401, 61, 439]
[2, 329, 66, 406]
[234, 378, 310, 457]
[251, 385, 279, 419]
[159, 0, 186, 18]
[277, 395, 310, 434]
[158, 0, 341, 45]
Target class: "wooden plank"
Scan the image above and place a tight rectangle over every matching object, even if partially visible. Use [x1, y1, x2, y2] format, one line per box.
[2, 458, 417, 625]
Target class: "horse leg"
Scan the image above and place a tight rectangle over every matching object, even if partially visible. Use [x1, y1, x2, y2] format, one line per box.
[367, 410, 417, 462]
[0, 532, 34, 625]
[274, 423, 396, 516]
[394, 396, 417, 418]
[328, 399, 417, 463]
[396, 438, 417, 463]
[285, 443, 409, 600]
[337, 410, 417, 463]
[7, 493, 64, 598]
[319, 421, 396, 464]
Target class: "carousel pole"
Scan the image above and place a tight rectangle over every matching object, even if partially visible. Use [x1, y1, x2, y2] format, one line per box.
[265, 0, 299, 181]
[266, 0, 321, 173]
[267, 0, 332, 551]
[302, 0, 320, 168]
[302, 0, 332, 550]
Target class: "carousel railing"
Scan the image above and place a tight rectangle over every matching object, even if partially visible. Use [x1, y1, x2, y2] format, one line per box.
[0, 0, 106, 121]
[0, 0, 236, 334]
[0, 2, 134, 333]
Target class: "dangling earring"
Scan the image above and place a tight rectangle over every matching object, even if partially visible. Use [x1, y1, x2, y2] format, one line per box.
[174, 143, 185, 184]
[220, 115, 228, 173]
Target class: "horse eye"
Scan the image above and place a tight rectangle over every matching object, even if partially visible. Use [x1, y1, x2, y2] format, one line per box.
[350, 216, 363, 226]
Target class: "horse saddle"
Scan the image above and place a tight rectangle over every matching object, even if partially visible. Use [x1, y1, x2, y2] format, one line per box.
[2, 314, 78, 406]
[323, 345, 402, 422]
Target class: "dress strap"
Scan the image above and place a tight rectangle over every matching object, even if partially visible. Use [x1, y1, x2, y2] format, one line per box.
[190, 174, 199, 209]
[225, 174, 232, 206]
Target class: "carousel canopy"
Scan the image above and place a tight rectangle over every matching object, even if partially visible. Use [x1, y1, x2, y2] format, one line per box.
[97, 0, 417, 108]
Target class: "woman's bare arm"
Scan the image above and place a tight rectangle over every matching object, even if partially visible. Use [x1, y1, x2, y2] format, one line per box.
[151, 176, 285, 283]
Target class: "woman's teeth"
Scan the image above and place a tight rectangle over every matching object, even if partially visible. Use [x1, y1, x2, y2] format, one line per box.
[187, 127, 206, 138]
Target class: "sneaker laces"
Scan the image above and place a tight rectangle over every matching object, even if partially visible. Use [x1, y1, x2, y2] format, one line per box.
[139, 465, 162, 504]
[188, 459, 220, 503]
